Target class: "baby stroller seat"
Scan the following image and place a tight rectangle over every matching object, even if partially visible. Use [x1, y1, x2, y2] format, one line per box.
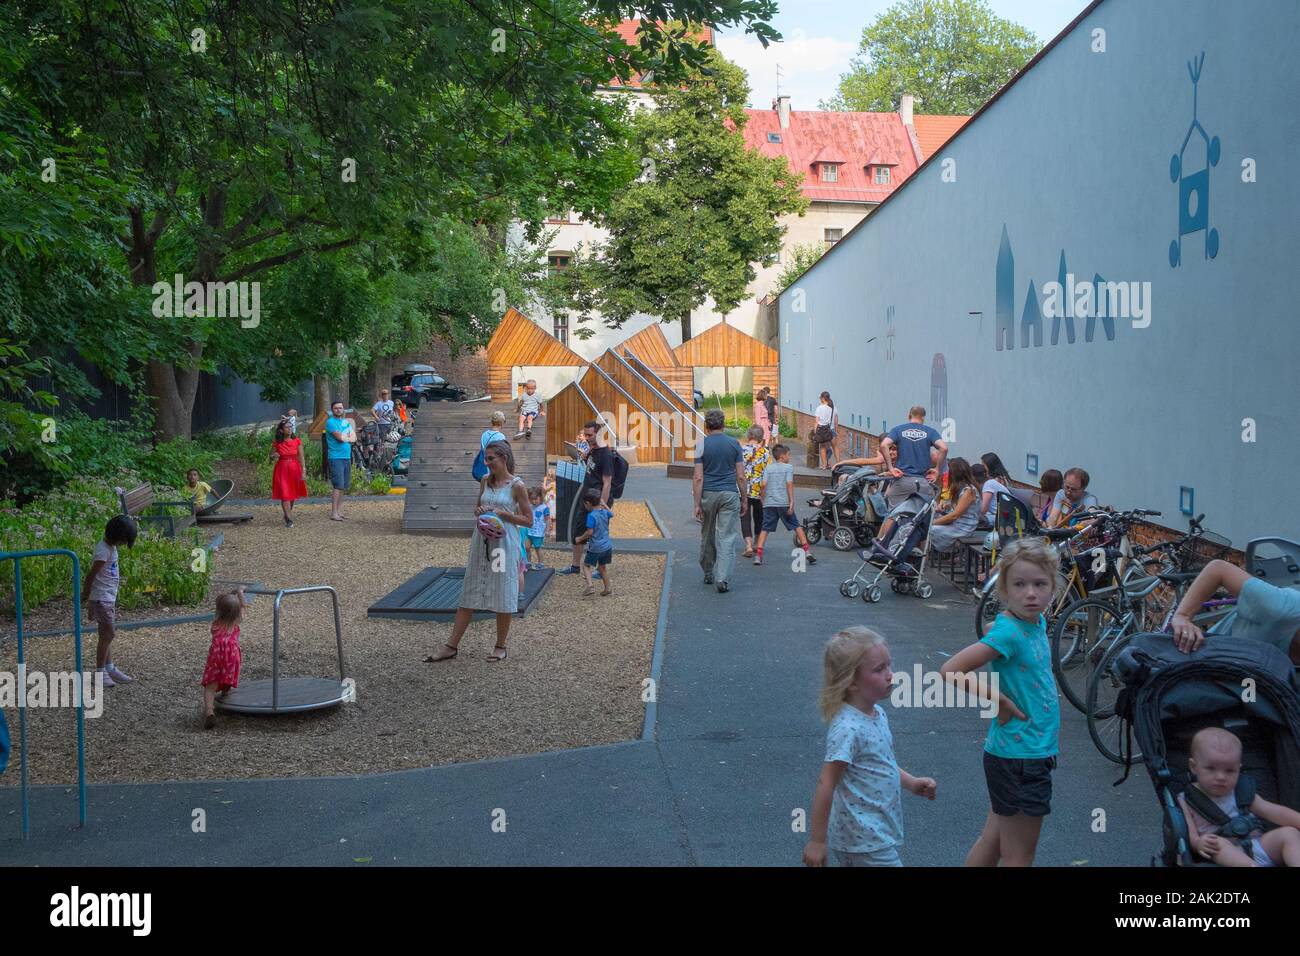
[1110, 633, 1300, 866]
[804, 467, 888, 552]
[1247, 537, 1300, 588]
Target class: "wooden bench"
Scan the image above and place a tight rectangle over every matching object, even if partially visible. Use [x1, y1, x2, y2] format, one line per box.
[119, 484, 197, 538]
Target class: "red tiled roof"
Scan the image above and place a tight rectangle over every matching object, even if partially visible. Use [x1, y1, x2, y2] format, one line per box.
[606, 19, 715, 88]
[742, 108, 919, 204]
[912, 114, 971, 159]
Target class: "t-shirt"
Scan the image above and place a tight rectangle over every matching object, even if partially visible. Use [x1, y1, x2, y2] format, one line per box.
[981, 613, 1060, 759]
[187, 481, 214, 506]
[325, 416, 354, 460]
[887, 422, 942, 477]
[519, 392, 542, 415]
[585, 508, 613, 552]
[89, 540, 120, 605]
[742, 442, 770, 500]
[583, 445, 613, 494]
[981, 478, 1011, 525]
[696, 433, 743, 493]
[763, 460, 794, 509]
[372, 400, 394, 422]
[1230, 577, 1300, 656]
[1051, 488, 1099, 525]
[815, 403, 834, 427]
[530, 504, 550, 538]
[823, 704, 903, 853]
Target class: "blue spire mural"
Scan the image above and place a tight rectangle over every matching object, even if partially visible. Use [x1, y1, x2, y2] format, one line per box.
[996, 225, 1015, 351]
[1052, 250, 1076, 344]
[1020, 279, 1043, 348]
[1089, 273, 1116, 342]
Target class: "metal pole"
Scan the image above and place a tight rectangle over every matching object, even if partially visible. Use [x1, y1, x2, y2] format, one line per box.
[272, 591, 283, 712]
[71, 552, 86, 828]
[330, 587, 345, 681]
[15, 560, 29, 839]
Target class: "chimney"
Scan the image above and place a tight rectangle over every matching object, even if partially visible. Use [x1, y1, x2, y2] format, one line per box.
[774, 95, 791, 129]
[899, 94, 914, 127]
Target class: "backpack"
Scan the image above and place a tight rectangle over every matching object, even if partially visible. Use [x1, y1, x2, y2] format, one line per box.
[473, 430, 507, 481]
[608, 447, 629, 500]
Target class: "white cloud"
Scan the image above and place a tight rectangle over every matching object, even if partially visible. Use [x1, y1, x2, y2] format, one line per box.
[715, 30, 859, 110]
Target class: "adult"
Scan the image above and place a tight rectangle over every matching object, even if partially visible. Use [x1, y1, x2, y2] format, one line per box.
[976, 453, 1013, 528]
[739, 425, 770, 558]
[927, 458, 981, 553]
[1045, 467, 1099, 528]
[869, 405, 947, 560]
[1169, 559, 1300, 666]
[372, 388, 395, 426]
[560, 421, 615, 576]
[752, 388, 772, 453]
[693, 408, 747, 593]
[1036, 470, 1064, 524]
[814, 392, 838, 469]
[270, 419, 308, 527]
[763, 388, 779, 448]
[325, 401, 356, 521]
[427, 441, 533, 662]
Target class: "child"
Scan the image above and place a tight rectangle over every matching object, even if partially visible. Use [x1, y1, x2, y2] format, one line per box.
[574, 489, 613, 596]
[526, 487, 551, 569]
[940, 537, 1062, 867]
[283, 408, 299, 436]
[753, 443, 816, 567]
[543, 466, 557, 528]
[515, 380, 545, 439]
[804, 626, 937, 866]
[201, 586, 246, 729]
[574, 431, 590, 459]
[80, 515, 138, 687]
[1179, 727, 1300, 866]
[185, 468, 214, 509]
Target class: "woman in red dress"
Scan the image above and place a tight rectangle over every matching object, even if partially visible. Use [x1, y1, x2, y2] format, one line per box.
[270, 419, 308, 527]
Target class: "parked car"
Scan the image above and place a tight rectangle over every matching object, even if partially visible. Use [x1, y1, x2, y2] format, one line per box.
[390, 364, 468, 406]
[693, 388, 704, 410]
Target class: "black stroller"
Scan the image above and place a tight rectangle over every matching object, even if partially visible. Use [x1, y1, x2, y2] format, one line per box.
[1111, 633, 1300, 866]
[803, 465, 889, 552]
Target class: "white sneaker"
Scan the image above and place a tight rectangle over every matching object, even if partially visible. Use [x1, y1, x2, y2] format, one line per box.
[99, 669, 117, 688]
[106, 664, 133, 684]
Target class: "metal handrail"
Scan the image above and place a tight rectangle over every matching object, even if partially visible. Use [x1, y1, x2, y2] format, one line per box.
[0, 548, 88, 838]
[242, 586, 346, 711]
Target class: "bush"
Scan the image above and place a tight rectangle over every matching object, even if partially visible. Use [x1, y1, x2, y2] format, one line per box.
[0, 474, 212, 614]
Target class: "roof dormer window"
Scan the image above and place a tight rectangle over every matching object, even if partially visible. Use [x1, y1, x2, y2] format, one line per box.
[873, 166, 891, 185]
[820, 163, 838, 183]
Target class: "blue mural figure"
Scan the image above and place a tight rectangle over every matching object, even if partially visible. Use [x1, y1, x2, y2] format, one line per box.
[1169, 52, 1221, 267]
[884, 305, 896, 360]
[1089, 272, 1116, 342]
[1020, 279, 1043, 348]
[995, 225, 1014, 350]
[1052, 250, 1076, 345]
[930, 354, 947, 423]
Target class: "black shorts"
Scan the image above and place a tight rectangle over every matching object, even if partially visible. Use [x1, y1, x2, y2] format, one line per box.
[761, 508, 799, 533]
[983, 751, 1056, 817]
[570, 491, 597, 542]
[583, 548, 613, 567]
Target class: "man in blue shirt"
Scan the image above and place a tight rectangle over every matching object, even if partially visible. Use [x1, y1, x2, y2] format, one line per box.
[869, 405, 947, 562]
[693, 408, 748, 593]
[325, 400, 355, 521]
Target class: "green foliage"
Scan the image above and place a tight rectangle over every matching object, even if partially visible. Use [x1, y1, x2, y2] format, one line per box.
[773, 243, 827, 297]
[823, 0, 1040, 114]
[0, 477, 211, 613]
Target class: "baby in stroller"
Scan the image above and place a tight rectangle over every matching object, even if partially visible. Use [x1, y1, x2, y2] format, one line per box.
[1179, 727, 1300, 866]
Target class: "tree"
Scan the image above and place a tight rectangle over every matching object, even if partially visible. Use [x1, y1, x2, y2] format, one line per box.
[822, 0, 1039, 115]
[562, 48, 808, 340]
[772, 243, 827, 297]
[7, 1, 780, 438]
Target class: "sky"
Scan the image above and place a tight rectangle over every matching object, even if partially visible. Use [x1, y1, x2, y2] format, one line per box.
[715, 0, 1090, 111]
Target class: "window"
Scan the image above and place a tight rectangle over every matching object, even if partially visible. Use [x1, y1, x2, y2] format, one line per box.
[824, 228, 843, 247]
[553, 313, 569, 346]
[820, 163, 838, 183]
[547, 253, 570, 275]
[874, 166, 891, 185]
[766, 132, 782, 144]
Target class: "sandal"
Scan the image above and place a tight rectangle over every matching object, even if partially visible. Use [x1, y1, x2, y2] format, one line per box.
[424, 644, 459, 663]
[487, 646, 508, 662]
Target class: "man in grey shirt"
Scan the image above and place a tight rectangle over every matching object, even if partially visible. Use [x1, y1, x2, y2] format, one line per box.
[693, 408, 747, 593]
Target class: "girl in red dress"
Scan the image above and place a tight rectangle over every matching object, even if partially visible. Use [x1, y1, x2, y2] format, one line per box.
[270, 420, 308, 527]
[201, 586, 245, 729]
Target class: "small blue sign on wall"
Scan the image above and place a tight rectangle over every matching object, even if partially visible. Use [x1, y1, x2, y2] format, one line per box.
[1180, 486, 1195, 516]
[1026, 454, 1039, 476]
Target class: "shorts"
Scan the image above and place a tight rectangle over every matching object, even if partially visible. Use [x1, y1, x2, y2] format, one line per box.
[521, 410, 538, 423]
[328, 457, 352, 490]
[87, 600, 116, 637]
[584, 548, 613, 567]
[761, 507, 799, 533]
[885, 475, 934, 513]
[833, 846, 902, 867]
[984, 751, 1056, 817]
[527, 534, 545, 550]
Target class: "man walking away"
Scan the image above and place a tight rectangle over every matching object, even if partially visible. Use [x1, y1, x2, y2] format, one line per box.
[694, 409, 747, 593]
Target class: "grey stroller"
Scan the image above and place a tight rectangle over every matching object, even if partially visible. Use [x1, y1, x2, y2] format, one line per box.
[839, 481, 939, 604]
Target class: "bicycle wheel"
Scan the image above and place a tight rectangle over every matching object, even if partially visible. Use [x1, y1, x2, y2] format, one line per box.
[975, 585, 1002, 639]
[1051, 597, 1132, 713]
[1085, 635, 1144, 765]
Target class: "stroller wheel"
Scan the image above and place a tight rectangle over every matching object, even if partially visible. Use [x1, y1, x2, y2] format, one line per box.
[864, 585, 883, 604]
[805, 523, 822, 545]
[840, 581, 862, 599]
[916, 582, 934, 599]
[831, 527, 856, 551]
[890, 578, 903, 594]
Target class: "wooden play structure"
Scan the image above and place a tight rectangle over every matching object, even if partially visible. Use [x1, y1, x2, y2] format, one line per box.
[671, 320, 780, 395]
[485, 306, 586, 401]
